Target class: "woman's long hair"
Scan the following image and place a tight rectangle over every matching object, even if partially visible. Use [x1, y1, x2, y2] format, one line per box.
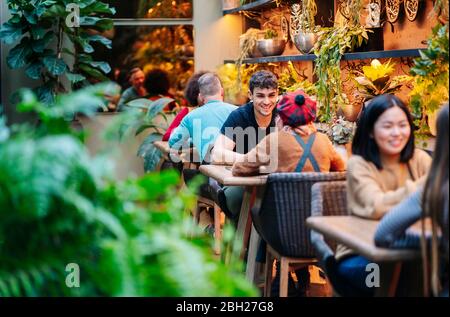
[421, 104, 449, 296]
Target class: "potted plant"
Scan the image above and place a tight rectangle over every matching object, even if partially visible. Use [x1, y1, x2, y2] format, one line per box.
[353, 59, 412, 100]
[0, 84, 258, 297]
[327, 116, 356, 161]
[290, 0, 319, 54]
[256, 28, 286, 57]
[351, 58, 413, 120]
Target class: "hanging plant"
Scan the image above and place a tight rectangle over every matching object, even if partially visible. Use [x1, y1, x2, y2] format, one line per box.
[313, 25, 369, 122]
[313, 0, 369, 122]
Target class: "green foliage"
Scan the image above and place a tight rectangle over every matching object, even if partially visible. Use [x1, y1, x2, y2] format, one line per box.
[313, 25, 369, 122]
[353, 59, 412, 100]
[263, 29, 278, 39]
[278, 61, 317, 95]
[290, 0, 317, 33]
[0, 85, 257, 296]
[0, 0, 115, 103]
[120, 97, 176, 173]
[409, 24, 449, 133]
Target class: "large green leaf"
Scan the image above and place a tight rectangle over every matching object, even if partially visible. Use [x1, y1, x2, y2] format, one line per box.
[76, 37, 94, 53]
[82, 1, 116, 15]
[25, 62, 43, 80]
[126, 98, 156, 110]
[80, 17, 114, 31]
[88, 61, 111, 74]
[31, 31, 54, 53]
[43, 56, 67, 76]
[0, 21, 23, 44]
[79, 63, 109, 81]
[35, 83, 55, 104]
[66, 72, 86, 84]
[86, 35, 112, 49]
[7, 40, 32, 69]
[30, 26, 46, 40]
[23, 11, 37, 24]
[147, 98, 175, 119]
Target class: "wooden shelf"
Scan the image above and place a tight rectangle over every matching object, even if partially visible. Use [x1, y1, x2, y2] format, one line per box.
[223, 0, 277, 15]
[224, 49, 423, 64]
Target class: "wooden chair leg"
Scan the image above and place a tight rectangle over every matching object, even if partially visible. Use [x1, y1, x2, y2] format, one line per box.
[279, 257, 289, 297]
[264, 250, 274, 297]
[193, 202, 201, 224]
[214, 204, 222, 255]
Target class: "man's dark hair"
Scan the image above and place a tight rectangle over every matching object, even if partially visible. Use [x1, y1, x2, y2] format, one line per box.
[144, 69, 170, 96]
[249, 70, 278, 93]
[184, 71, 208, 106]
[352, 94, 415, 169]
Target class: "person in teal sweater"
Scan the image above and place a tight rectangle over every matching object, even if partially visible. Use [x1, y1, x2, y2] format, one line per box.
[168, 72, 237, 163]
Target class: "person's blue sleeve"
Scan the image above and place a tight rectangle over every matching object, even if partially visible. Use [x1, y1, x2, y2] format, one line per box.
[374, 189, 423, 249]
[168, 117, 191, 150]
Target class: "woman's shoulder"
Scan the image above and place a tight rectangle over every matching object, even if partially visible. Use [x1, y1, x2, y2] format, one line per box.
[410, 148, 433, 168]
[412, 148, 432, 160]
[347, 154, 371, 168]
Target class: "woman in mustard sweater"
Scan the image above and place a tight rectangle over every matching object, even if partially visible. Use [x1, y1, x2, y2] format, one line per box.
[335, 94, 432, 295]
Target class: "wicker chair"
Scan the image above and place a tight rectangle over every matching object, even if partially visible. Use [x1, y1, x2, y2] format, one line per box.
[309, 181, 362, 297]
[251, 172, 346, 297]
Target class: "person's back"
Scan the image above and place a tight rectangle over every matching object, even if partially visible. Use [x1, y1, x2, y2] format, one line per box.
[232, 90, 345, 176]
[169, 100, 237, 162]
[168, 73, 237, 163]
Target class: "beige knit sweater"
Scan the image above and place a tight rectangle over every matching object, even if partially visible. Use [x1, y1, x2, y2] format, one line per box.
[335, 149, 432, 260]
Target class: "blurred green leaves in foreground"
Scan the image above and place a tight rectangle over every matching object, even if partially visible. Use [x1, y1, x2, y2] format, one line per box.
[0, 84, 257, 297]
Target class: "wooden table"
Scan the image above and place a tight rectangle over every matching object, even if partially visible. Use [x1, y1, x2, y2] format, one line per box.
[199, 165, 268, 282]
[153, 140, 200, 169]
[306, 216, 423, 296]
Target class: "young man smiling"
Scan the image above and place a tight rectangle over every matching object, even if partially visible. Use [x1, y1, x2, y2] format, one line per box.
[210, 70, 279, 220]
[211, 70, 279, 165]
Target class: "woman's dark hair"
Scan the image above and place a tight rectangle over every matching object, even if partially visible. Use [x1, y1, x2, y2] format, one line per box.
[421, 103, 449, 297]
[184, 71, 208, 107]
[144, 69, 170, 96]
[352, 94, 415, 169]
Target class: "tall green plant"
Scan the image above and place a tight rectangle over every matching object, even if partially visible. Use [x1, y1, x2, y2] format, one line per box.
[410, 24, 449, 134]
[0, 85, 256, 296]
[0, 0, 115, 104]
[122, 98, 176, 172]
